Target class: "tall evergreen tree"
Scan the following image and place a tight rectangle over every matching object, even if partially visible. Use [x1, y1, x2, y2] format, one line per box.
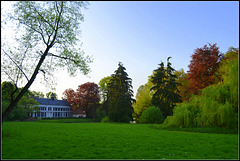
[107, 62, 134, 122]
[150, 57, 182, 118]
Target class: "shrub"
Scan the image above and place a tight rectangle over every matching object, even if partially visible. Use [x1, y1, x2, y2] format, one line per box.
[139, 106, 164, 124]
[119, 115, 131, 123]
[96, 107, 106, 122]
[101, 116, 110, 123]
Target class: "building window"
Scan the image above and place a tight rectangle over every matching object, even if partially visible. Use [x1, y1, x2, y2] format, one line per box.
[41, 107, 47, 111]
[48, 107, 51, 111]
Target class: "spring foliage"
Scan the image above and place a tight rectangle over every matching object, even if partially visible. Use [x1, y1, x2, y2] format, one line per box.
[163, 48, 238, 129]
[62, 82, 100, 117]
[2, 1, 92, 122]
[133, 79, 153, 122]
[187, 43, 223, 95]
[139, 106, 164, 124]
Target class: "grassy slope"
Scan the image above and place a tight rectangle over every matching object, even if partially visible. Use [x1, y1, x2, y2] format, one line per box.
[2, 121, 239, 159]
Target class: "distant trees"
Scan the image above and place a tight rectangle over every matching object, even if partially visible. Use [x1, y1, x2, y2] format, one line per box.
[187, 43, 223, 95]
[150, 57, 182, 119]
[107, 62, 135, 122]
[133, 57, 182, 123]
[62, 88, 77, 107]
[62, 82, 100, 118]
[77, 82, 100, 117]
[46, 92, 58, 99]
[164, 47, 238, 129]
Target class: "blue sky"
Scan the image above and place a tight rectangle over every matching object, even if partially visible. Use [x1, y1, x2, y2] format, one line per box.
[2, 1, 239, 98]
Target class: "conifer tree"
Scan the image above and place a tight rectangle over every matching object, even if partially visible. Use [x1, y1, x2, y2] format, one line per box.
[151, 57, 182, 118]
[107, 62, 134, 122]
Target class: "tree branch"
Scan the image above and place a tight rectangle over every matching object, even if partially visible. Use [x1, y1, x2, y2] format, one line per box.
[37, 19, 47, 45]
[2, 49, 29, 81]
[32, 5, 55, 30]
[16, 44, 30, 85]
[2, 71, 15, 82]
[50, 53, 77, 64]
[49, 2, 63, 48]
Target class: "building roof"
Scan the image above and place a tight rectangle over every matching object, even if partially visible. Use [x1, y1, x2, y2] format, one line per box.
[34, 97, 71, 106]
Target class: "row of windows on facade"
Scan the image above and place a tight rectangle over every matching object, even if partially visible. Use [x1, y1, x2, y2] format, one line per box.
[31, 112, 72, 117]
[39, 107, 71, 111]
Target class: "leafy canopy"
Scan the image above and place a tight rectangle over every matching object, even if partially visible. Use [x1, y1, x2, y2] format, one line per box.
[133, 77, 154, 122]
[187, 43, 223, 94]
[2, 1, 92, 88]
[2, 2, 92, 122]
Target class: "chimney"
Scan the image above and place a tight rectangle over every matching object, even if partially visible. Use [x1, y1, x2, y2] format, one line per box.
[51, 93, 55, 100]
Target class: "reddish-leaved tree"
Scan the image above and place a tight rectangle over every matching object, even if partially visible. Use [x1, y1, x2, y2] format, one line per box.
[62, 82, 100, 117]
[187, 43, 223, 95]
[62, 88, 77, 107]
[62, 88, 83, 116]
[77, 82, 100, 116]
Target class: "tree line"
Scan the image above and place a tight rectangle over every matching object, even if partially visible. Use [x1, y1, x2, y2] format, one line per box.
[1, 81, 58, 121]
[2, 43, 238, 128]
[134, 44, 238, 128]
[1, 2, 238, 128]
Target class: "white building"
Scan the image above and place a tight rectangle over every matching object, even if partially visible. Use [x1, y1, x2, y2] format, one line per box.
[30, 93, 72, 118]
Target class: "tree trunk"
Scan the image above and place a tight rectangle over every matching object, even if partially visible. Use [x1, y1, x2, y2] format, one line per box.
[2, 46, 51, 124]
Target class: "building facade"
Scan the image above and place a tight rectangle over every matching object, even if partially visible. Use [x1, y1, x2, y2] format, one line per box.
[30, 93, 72, 118]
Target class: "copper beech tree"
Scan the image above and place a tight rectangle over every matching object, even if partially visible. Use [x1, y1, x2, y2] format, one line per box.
[62, 82, 100, 117]
[187, 43, 223, 95]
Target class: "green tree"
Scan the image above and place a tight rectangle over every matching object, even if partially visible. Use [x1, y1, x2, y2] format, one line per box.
[107, 62, 135, 122]
[214, 47, 239, 84]
[1, 81, 39, 121]
[133, 78, 154, 122]
[98, 76, 112, 103]
[150, 57, 182, 118]
[1, 2, 92, 122]
[1, 81, 15, 101]
[46, 92, 58, 99]
[30, 91, 45, 98]
[174, 69, 192, 101]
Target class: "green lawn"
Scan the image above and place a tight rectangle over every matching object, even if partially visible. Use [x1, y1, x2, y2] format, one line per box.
[35, 118, 96, 123]
[2, 121, 239, 159]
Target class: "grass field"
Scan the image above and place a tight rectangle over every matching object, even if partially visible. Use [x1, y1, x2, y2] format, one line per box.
[35, 118, 96, 123]
[2, 121, 239, 159]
